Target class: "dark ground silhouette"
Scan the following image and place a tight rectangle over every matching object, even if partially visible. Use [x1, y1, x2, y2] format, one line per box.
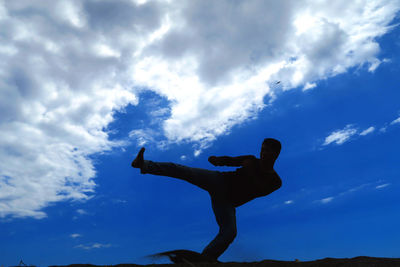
[148, 249, 219, 264]
[49, 256, 400, 267]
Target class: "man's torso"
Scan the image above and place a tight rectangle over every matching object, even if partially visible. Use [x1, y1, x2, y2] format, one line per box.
[223, 158, 282, 207]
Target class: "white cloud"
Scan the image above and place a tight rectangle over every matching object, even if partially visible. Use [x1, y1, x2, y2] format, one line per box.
[390, 116, 400, 125]
[1, 1, 399, 219]
[323, 125, 358, 146]
[345, 183, 371, 193]
[129, 129, 157, 147]
[193, 150, 202, 157]
[75, 243, 112, 250]
[376, 183, 390, 189]
[380, 126, 388, 132]
[359, 126, 375, 136]
[133, 0, 400, 146]
[322, 124, 378, 146]
[76, 209, 87, 215]
[316, 182, 381, 205]
[284, 200, 294, 205]
[70, 233, 82, 239]
[149, 107, 170, 118]
[303, 82, 317, 91]
[0, 0, 150, 219]
[368, 58, 382, 72]
[376, 116, 399, 133]
[320, 197, 334, 204]
[113, 199, 128, 204]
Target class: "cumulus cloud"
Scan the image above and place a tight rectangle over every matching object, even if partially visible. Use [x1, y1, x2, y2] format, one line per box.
[1, 0, 399, 219]
[132, 0, 400, 146]
[0, 0, 156, 219]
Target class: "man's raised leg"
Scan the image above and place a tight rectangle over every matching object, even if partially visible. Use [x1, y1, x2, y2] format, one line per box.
[131, 147, 223, 193]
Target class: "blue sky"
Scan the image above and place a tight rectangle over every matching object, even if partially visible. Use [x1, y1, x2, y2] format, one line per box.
[1, 1, 400, 266]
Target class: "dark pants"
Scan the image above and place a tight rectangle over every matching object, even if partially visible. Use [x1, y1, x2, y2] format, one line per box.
[141, 160, 237, 260]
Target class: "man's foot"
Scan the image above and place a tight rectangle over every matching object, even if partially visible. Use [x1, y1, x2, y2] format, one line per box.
[131, 147, 145, 168]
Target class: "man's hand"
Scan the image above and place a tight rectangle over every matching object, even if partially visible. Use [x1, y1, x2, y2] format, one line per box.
[208, 156, 223, 166]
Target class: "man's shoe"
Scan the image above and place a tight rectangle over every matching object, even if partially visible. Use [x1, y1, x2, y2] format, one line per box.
[131, 147, 145, 168]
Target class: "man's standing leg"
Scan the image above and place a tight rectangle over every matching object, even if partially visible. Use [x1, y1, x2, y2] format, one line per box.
[132, 148, 236, 260]
[201, 196, 237, 261]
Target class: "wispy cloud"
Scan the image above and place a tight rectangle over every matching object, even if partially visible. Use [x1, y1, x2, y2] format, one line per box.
[129, 129, 157, 147]
[149, 107, 170, 118]
[359, 126, 375, 136]
[379, 126, 388, 133]
[376, 183, 390, 189]
[321, 112, 400, 148]
[321, 122, 390, 147]
[76, 209, 88, 215]
[316, 181, 387, 205]
[303, 82, 317, 91]
[390, 116, 400, 125]
[345, 183, 371, 193]
[70, 233, 82, 239]
[113, 199, 128, 204]
[323, 125, 358, 146]
[194, 150, 202, 157]
[380, 115, 400, 132]
[284, 200, 294, 205]
[320, 197, 334, 204]
[75, 243, 112, 250]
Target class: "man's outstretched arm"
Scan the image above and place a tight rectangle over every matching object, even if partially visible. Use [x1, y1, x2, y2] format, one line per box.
[208, 155, 256, 167]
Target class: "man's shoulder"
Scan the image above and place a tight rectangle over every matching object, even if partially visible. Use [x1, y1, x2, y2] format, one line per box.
[241, 155, 258, 162]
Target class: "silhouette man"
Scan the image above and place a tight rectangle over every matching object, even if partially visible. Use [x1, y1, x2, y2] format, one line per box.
[131, 138, 282, 261]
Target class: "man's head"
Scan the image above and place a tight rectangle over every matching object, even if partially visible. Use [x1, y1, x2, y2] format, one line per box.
[260, 138, 281, 162]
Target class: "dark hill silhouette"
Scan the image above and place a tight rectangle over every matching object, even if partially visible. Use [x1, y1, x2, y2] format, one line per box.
[50, 256, 400, 267]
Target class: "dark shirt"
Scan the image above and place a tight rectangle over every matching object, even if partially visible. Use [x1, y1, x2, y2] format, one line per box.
[221, 156, 282, 207]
